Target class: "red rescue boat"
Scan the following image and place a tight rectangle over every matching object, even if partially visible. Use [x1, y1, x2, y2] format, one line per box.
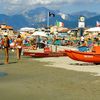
[23, 47, 66, 58]
[65, 46, 100, 64]
[23, 52, 66, 58]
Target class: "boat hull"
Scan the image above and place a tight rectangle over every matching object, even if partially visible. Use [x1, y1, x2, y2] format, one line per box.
[65, 50, 100, 63]
[65, 50, 78, 60]
[23, 51, 66, 58]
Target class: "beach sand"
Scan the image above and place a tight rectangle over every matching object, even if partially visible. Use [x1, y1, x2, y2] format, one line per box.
[34, 56, 100, 76]
[26, 45, 100, 76]
[0, 56, 100, 100]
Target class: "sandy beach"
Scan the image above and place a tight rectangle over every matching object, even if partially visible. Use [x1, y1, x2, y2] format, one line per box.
[34, 56, 100, 76]
[0, 54, 100, 100]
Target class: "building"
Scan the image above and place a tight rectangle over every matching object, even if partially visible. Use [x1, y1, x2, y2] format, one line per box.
[0, 24, 14, 36]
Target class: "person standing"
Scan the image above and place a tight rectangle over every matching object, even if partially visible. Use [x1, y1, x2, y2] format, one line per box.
[15, 35, 23, 60]
[3, 33, 10, 64]
[36, 36, 41, 48]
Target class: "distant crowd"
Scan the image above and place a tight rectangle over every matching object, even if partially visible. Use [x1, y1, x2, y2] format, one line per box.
[0, 33, 100, 64]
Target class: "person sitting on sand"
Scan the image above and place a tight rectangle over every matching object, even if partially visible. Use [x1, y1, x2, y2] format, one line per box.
[81, 41, 87, 47]
[30, 37, 37, 50]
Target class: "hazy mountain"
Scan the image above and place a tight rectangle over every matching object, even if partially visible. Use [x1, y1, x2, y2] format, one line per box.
[86, 15, 100, 27]
[23, 7, 60, 24]
[0, 14, 10, 24]
[0, 14, 29, 29]
[0, 7, 99, 30]
[66, 11, 98, 22]
[9, 15, 30, 29]
[71, 11, 98, 18]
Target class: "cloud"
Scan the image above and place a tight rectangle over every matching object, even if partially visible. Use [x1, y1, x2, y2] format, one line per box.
[0, 0, 98, 5]
[0, 0, 100, 14]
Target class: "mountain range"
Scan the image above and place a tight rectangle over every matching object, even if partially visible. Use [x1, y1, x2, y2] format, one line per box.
[0, 7, 100, 30]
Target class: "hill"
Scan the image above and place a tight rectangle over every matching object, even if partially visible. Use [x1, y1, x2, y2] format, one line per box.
[0, 7, 99, 30]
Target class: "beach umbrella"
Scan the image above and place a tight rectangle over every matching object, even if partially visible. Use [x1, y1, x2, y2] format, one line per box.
[85, 27, 100, 32]
[19, 27, 35, 32]
[31, 31, 48, 37]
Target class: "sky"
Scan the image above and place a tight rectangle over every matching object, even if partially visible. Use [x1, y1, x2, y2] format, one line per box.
[0, 0, 100, 15]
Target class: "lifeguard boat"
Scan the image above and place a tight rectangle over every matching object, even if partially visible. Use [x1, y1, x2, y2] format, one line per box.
[23, 47, 66, 58]
[65, 46, 100, 64]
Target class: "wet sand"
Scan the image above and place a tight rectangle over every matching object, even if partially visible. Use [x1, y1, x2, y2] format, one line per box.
[34, 56, 100, 76]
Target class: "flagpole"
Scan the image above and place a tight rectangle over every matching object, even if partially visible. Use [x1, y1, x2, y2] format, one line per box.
[47, 12, 49, 28]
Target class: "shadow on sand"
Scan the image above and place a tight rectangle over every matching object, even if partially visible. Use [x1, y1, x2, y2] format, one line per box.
[0, 63, 4, 65]
[9, 62, 17, 64]
[69, 63, 97, 66]
[0, 62, 17, 65]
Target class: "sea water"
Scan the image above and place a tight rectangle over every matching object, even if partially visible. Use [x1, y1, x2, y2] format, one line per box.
[0, 72, 8, 77]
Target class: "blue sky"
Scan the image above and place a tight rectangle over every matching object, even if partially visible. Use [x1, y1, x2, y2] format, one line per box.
[0, 0, 100, 15]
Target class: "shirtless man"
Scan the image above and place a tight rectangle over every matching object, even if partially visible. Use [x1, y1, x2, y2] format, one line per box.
[15, 35, 23, 60]
[3, 33, 10, 64]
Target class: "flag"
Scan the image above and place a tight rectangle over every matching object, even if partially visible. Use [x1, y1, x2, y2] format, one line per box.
[49, 12, 55, 17]
[60, 13, 66, 20]
[59, 13, 66, 20]
[61, 14, 66, 19]
[56, 21, 64, 27]
[96, 21, 100, 27]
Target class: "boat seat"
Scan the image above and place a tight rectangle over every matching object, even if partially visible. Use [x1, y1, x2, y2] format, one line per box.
[78, 46, 89, 52]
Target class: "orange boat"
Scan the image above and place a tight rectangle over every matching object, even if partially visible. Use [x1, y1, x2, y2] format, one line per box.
[65, 46, 100, 64]
[65, 49, 78, 60]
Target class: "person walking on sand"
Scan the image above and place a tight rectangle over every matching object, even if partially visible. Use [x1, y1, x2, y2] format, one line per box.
[3, 33, 10, 64]
[15, 34, 23, 60]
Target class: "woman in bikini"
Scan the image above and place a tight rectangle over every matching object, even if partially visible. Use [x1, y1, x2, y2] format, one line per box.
[3, 33, 10, 64]
[15, 35, 23, 60]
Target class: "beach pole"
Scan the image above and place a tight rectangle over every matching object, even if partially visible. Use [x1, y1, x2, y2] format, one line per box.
[55, 45, 57, 52]
[47, 12, 49, 28]
[80, 28, 84, 36]
[50, 45, 52, 52]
